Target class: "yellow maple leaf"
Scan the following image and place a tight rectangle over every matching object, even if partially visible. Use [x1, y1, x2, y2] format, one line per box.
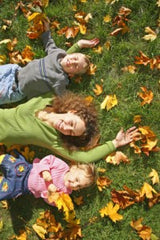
[121, 65, 137, 74]
[142, 27, 157, 42]
[93, 84, 103, 96]
[99, 201, 123, 222]
[0, 200, 8, 209]
[21, 146, 35, 162]
[139, 182, 157, 199]
[104, 41, 111, 50]
[101, 94, 118, 111]
[93, 45, 103, 54]
[0, 55, 7, 64]
[105, 151, 129, 165]
[85, 95, 94, 104]
[149, 169, 159, 185]
[103, 15, 111, 23]
[0, 219, 3, 232]
[79, 24, 87, 35]
[32, 224, 47, 239]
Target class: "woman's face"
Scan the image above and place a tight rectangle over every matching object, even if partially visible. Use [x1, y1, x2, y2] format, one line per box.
[54, 112, 86, 136]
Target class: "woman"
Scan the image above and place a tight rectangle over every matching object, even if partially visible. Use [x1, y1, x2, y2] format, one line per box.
[0, 92, 138, 163]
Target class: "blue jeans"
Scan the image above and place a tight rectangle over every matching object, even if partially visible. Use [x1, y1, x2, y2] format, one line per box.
[0, 64, 25, 105]
[0, 152, 32, 200]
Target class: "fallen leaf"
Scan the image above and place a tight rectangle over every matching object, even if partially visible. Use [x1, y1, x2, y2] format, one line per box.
[93, 84, 103, 95]
[139, 182, 157, 199]
[142, 27, 157, 42]
[133, 115, 142, 124]
[99, 201, 123, 222]
[105, 151, 130, 165]
[101, 94, 118, 111]
[103, 15, 111, 23]
[73, 196, 84, 205]
[96, 176, 112, 191]
[0, 55, 7, 64]
[137, 86, 153, 106]
[149, 169, 159, 185]
[121, 65, 137, 73]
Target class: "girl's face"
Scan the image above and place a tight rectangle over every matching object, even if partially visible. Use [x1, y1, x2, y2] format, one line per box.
[64, 166, 91, 191]
[54, 112, 85, 136]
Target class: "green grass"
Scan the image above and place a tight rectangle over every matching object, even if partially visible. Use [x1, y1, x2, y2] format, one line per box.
[0, 0, 160, 239]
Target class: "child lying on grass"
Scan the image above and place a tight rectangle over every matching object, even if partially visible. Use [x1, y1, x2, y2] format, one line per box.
[0, 152, 96, 206]
[0, 18, 99, 105]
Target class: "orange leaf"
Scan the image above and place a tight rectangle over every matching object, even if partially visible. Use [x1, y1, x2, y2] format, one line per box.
[96, 176, 112, 191]
[137, 86, 153, 106]
[73, 196, 84, 206]
[93, 84, 103, 96]
[133, 115, 142, 124]
[87, 63, 97, 75]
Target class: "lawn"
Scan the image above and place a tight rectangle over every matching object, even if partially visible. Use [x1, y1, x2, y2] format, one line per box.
[0, 0, 160, 239]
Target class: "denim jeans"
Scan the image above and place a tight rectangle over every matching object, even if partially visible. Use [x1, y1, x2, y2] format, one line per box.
[0, 152, 32, 200]
[0, 64, 25, 105]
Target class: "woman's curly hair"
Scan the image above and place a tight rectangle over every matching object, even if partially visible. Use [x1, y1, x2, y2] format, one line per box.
[43, 91, 99, 151]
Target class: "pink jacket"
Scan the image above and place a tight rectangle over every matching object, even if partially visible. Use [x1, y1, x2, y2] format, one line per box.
[28, 155, 72, 206]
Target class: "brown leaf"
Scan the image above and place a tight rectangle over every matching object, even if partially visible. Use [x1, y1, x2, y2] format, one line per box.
[96, 176, 112, 191]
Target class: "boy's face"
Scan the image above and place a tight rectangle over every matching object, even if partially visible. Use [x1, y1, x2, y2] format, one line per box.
[60, 53, 87, 75]
[64, 166, 91, 191]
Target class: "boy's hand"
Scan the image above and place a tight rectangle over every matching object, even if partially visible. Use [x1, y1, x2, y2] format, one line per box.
[77, 38, 100, 49]
[42, 170, 52, 181]
[42, 17, 50, 32]
[112, 126, 140, 148]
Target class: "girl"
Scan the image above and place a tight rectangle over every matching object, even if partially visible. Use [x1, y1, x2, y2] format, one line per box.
[0, 152, 96, 206]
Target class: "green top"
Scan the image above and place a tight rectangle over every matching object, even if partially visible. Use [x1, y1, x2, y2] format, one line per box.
[0, 94, 116, 163]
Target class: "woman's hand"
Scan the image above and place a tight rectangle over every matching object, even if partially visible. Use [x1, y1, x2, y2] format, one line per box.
[77, 38, 100, 49]
[112, 126, 140, 148]
[42, 170, 52, 181]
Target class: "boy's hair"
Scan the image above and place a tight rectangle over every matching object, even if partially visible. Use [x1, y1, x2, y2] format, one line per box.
[78, 55, 90, 75]
[72, 163, 97, 187]
[43, 91, 99, 150]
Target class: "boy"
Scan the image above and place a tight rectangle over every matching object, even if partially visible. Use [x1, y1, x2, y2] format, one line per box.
[0, 19, 99, 105]
[0, 152, 96, 206]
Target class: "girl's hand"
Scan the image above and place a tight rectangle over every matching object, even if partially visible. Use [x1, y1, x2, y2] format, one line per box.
[42, 170, 52, 181]
[48, 183, 57, 193]
[112, 126, 140, 148]
[77, 38, 100, 49]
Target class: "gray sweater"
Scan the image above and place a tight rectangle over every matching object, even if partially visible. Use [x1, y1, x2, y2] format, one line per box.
[18, 31, 70, 98]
